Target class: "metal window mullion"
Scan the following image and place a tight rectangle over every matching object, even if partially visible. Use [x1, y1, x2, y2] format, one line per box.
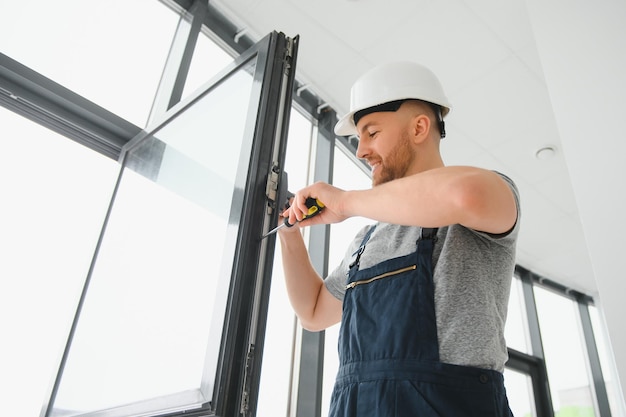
[577, 298, 612, 416]
[148, 0, 207, 124]
[517, 266, 545, 359]
[0, 52, 140, 160]
[294, 111, 335, 417]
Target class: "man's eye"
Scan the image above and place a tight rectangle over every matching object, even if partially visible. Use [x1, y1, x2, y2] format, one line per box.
[369, 131, 378, 138]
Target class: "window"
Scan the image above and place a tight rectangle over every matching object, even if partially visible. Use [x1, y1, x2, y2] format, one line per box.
[0, 106, 119, 416]
[39, 32, 298, 416]
[183, 29, 234, 100]
[504, 276, 538, 416]
[535, 286, 597, 416]
[0, 0, 178, 127]
[256, 108, 314, 417]
[48, 60, 258, 416]
[505, 276, 531, 354]
[504, 368, 536, 417]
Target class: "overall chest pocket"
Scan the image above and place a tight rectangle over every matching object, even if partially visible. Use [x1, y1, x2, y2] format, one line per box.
[345, 265, 416, 290]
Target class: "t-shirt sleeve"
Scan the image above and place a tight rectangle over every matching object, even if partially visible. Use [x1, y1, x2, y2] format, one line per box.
[468, 171, 521, 243]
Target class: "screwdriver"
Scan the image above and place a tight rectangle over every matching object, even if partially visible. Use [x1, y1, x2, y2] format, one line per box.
[262, 197, 325, 238]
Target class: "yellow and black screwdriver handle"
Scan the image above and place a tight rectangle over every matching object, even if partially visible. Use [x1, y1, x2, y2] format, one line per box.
[262, 197, 325, 238]
[286, 197, 325, 226]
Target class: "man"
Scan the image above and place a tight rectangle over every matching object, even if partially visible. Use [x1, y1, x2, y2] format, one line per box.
[278, 61, 519, 416]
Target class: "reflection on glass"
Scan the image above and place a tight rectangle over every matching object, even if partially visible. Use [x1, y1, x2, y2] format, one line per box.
[535, 287, 596, 417]
[50, 62, 256, 416]
[505, 277, 530, 353]
[504, 368, 536, 417]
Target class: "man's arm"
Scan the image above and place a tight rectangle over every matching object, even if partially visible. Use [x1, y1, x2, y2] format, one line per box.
[277, 227, 343, 331]
[287, 166, 518, 235]
[279, 165, 517, 331]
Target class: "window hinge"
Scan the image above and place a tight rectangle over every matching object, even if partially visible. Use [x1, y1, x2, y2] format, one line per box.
[240, 343, 256, 416]
[265, 163, 280, 214]
[283, 36, 295, 74]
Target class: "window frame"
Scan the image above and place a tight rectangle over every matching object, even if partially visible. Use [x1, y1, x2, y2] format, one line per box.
[513, 265, 613, 417]
[14, 25, 299, 417]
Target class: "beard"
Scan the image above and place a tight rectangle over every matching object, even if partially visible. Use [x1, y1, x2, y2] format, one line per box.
[372, 130, 415, 186]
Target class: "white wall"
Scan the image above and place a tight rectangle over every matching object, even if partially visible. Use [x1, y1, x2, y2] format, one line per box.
[525, 0, 626, 407]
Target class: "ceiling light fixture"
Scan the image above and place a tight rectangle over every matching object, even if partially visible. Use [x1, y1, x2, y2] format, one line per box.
[535, 146, 556, 160]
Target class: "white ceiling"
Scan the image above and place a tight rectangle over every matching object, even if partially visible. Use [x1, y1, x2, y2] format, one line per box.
[211, 0, 595, 295]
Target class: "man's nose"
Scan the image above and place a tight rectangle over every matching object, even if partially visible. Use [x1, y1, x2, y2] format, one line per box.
[355, 137, 369, 159]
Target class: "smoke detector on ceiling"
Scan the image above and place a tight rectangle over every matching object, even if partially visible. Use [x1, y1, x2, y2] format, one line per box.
[535, 146, 556, 160]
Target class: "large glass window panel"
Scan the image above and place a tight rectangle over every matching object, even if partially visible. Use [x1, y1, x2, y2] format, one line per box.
[183, 31, 234, 101]
[256, 108, 313, 417]
[505, 276, 531, 354]
[321, 147, 372, 416]
[504, 368, 536, 417]
[0, 107, 118, 417]
[48, 58, 257, 417]
[327, 149, 372, 272]
[535, 286, 597, 417]
[0, 0, 178, 127]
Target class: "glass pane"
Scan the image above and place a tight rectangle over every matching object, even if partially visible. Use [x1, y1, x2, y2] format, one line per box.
[0, 107, 118, 417]
[322, 148, 372, 416]
[505, 276, 530, 353]
[257, 109, 313, 417]
[50, 60, 257, 416]
[504, 368, 536, 417]
[0, 0, 178, 126]
[183, 31, 234, 100]
[535, 287, 597, 417]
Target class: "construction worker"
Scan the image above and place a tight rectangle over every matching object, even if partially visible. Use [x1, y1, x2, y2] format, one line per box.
[278, 61, 519, 416]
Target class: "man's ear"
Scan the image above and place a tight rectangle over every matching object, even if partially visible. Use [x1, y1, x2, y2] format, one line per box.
[412, 114, 431, 144]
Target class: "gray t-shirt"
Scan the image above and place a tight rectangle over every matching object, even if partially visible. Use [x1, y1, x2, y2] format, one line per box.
[325, 173, 520, 373]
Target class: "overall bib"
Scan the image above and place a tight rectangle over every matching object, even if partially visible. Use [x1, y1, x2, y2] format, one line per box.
[328, 226, 513, 417]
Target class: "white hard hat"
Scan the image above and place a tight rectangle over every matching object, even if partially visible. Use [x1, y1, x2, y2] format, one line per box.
[334, 61, 452, 137]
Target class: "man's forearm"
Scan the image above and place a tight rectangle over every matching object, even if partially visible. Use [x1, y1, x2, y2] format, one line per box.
[278, 230, 326, 324]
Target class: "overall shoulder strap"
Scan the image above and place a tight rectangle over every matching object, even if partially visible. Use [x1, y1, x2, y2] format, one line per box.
[420, 227, 438, 240]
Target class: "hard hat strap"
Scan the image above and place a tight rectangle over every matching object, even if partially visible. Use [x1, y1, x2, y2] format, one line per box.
[353, 100, 406, 127]
[428, 103, 446, 139]
[353, 99, 447, 139]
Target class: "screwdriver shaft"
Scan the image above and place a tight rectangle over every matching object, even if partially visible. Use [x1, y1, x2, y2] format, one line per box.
[261, 197, 325, 239]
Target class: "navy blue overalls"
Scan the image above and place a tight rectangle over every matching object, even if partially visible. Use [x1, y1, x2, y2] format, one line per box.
[328, 226, 513, 417]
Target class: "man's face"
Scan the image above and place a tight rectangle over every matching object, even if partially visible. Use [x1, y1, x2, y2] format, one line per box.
[355, 110, 415, 186]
